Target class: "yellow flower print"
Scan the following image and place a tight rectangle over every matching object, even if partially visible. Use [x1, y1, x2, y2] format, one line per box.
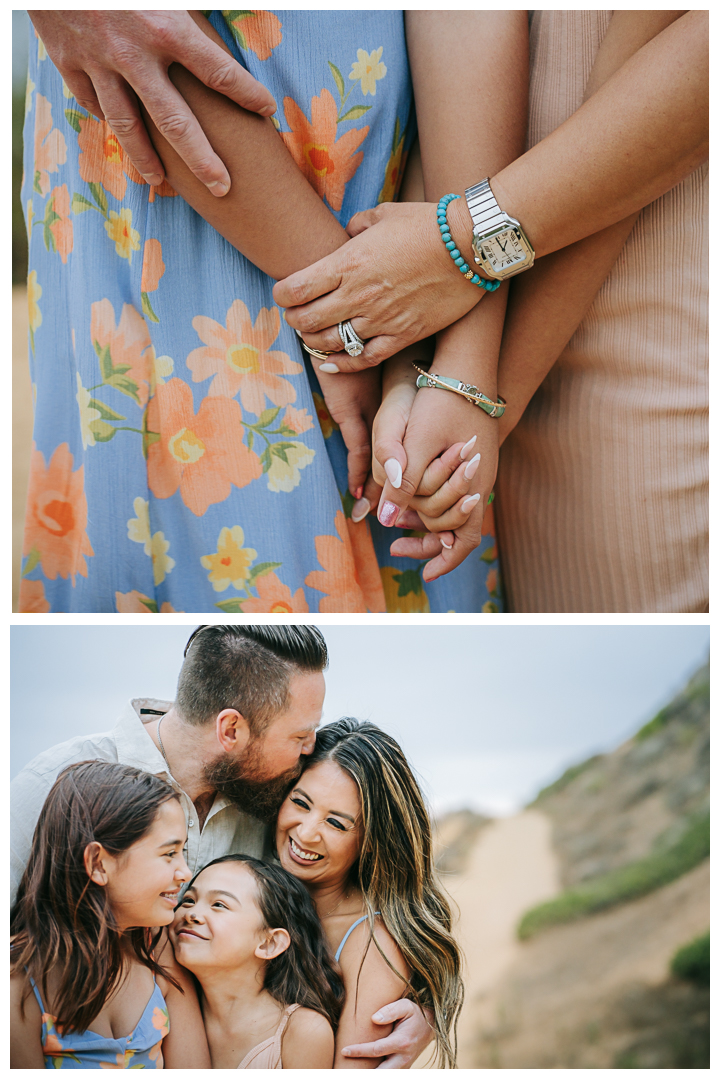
[126, 497, 175, 584]
[149, 349, 174, 395]
[265, 442, 315, 493]
[350, 47, 387, 96]
[201, 526, 258, 592]
[28, 270, 42, 351]
[149, 530, 175, 585]
[380, 566, 430, 613]
[482, 600, 499, 613]
[62, 78, 73, 99]
[26, 199, 34, 240]
[37, 36, 47, 62]
[104, 208, 141, 261]
[76, 372, 101, 449]
[127, 496, 151, 551]
[25, 75, 35, 116]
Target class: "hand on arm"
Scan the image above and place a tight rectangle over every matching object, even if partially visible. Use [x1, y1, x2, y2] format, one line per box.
[139, 13, 383, 498]
[340, 1000, 435, 1070]
[27, 10, 276, 191]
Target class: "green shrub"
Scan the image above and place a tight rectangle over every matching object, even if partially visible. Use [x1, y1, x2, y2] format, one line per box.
[518, 813, 709, 940]
[636, 676, 710, 741]
[671, 931, 710, 988]
[531, 755, 601, 803]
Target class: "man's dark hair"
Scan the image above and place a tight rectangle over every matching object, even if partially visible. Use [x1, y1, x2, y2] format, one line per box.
[175, 625, 328, 735]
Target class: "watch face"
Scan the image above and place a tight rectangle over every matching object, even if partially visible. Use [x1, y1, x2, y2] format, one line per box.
[480, 228, 528, 273]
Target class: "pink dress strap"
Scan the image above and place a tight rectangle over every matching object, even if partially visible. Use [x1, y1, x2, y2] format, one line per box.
[236, 1004, 301, 1070]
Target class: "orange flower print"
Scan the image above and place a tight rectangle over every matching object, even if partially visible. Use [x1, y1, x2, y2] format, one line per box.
[485, 567, 498, 596]
[378, 120, 406, 204]
[304, 510, 368, 612]
[188, 300, 302, 415]
[241, 571, 310, 613]
[152, 1005, 170, 1038]
[282, 88, 367, 212]
[312, 392, 339, 439]
[147, 378, 262, 516]
[91, 299, 153, 408]
[225, 11, 282, 61]
[18, 578, 51, 613]
[283, 404, 313, 434]
[77, 115, 128, 200]
[34, 94, 67, 196]
[115, 590, 180, 613]
[23, 443, 94, 583]
[346, 517, 386, 613]
[48, 185, 73, 263]
[100, 1049, 137, 1068]
[77, 114, 177, 202]
[141, 239, 165, 293]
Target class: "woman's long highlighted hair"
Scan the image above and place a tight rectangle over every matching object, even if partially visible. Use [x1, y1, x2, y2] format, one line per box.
[187, 855, 344, 1028]
[303, 718, 464, 1068]
[11, 760, 183, 1033]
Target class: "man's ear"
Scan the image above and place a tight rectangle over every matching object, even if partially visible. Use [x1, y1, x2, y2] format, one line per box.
[216, 708, 251, 753]
[83, 841, 110, 886]
[255, 928, 291, 961]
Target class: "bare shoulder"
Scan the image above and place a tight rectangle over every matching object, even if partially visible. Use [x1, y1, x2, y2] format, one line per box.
[10, 969, 45, 1068]
[339, 916, 411, 987]
[282, 1007, 334, 1069]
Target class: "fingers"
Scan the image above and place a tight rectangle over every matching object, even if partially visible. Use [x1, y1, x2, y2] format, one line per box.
[415, 436, 476, 498]
[90, 71, 168, 184]
[415, 455, 482, 526]
[352, 473, 383, 522]
[61, 69, 105, 120]
[129, 66, 233, 193]
[273, 253, 344, 310]
[390, 533, 444, 561]
[423, 529, 482, 583]
[180, 19, 277, 117]
[346, 204, 394, 237]
[337, 413, 372, 509]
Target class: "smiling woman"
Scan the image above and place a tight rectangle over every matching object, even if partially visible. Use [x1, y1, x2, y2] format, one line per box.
[275, 718, 464, 1069]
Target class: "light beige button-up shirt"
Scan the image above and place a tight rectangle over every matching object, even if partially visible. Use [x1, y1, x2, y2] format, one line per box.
[11, 698, 270, 905]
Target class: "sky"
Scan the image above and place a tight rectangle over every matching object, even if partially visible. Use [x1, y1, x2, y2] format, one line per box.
[11, 625, 709, 816]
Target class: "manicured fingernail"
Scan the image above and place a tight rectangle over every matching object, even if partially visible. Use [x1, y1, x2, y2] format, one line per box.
[440, 535, 455, 549]
[351, 497, 371, 523]
[460, 436, 477, 460]
[319, 362, 339, 373]
[261, 100, 278, 116]
[385, 457, 403, 489]
[461, 493, 482, 513]
[354, 486, 364, 500]
[143, 172, 163, 186]
[373, 1013, 385, 1023]
[207, 180, 230, 196]
[464, 453, 481, 481]
[378, 500, 399, 527]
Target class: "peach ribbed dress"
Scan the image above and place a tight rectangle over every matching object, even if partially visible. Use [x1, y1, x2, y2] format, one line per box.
[495, 11, 708, 613]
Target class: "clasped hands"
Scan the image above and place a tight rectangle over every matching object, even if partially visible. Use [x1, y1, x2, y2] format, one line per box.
[277, 202, 498, 583]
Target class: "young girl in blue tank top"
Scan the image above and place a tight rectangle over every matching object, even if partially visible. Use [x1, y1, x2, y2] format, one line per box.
[10, 761, 209, 1069]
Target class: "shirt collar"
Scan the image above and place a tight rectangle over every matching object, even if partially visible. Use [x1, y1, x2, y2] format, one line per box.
[113, 698, 173, 777]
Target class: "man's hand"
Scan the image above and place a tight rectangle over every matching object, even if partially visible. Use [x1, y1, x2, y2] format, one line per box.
[28, 10, 276, 193]
[341, 998, 434, 1069]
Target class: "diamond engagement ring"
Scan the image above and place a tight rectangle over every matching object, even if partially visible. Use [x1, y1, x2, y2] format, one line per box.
[338, 320, 365, 357]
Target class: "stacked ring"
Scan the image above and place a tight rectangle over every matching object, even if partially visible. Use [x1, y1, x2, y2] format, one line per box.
[437, 195, 501, 293]
[294, 328, 335, 362]
[338, 320, 365, 357]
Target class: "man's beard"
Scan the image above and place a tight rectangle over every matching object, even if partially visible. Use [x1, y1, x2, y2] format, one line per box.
[203, 740, 301, 823]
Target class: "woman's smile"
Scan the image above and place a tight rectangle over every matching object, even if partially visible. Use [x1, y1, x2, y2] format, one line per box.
[288, 836, 324, 864]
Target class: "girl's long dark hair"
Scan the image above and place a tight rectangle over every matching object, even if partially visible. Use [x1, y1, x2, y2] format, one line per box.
[191, 855, 344, 1028]
[303, 719, 465, 1068]
[11, 761, 183, 1033]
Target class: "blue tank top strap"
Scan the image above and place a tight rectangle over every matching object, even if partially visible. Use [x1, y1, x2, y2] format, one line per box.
[334, 913, 382, 962]
[26, 972, 46, 1015]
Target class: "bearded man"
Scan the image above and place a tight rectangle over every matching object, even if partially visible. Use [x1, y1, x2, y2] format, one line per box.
[10, 624, 431, 1067]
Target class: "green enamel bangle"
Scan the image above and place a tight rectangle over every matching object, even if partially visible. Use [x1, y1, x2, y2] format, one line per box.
[412, 364, 506, 419]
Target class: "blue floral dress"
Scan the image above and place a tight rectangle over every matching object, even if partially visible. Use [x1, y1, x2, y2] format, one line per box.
[20, 11, 502, 613]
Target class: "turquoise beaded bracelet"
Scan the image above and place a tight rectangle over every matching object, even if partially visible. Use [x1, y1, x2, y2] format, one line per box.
[437, 194, 501, 293]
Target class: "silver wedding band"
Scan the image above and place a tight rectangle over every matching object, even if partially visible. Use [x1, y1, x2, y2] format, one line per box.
[338, 320, 365, 357]
[294, 327, 333, 362]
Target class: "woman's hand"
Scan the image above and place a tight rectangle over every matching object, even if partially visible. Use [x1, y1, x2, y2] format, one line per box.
[315, 365, 383, 505]
[28, 10, 277, 192]
[375, 386, 498, 582]
[273, 200, 483, 371]
[340, 999, 435, 1069]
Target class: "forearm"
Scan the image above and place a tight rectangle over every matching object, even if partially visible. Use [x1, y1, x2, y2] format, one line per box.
[143, 14, 348, 278]
[495, 10, 693, 440]
[405, 11, 528, 390]
[489, 11, 707, 257]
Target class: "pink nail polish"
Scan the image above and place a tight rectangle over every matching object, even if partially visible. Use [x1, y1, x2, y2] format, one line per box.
[354, 486, 364, 500]
[460, 436, 477, 461]
[378, 500, 400, 527]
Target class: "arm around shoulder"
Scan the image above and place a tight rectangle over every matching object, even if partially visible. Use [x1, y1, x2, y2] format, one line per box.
[10, 969, 45, 1068]
[157, 963, 211, 1069]
[281, 1007, 335, 1069]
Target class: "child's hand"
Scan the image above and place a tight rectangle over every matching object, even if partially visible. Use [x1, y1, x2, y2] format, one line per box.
[315, 366, 382, 503]
[375, 384, 499, 582]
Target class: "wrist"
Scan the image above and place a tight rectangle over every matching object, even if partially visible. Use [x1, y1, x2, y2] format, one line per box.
[444, 197, 476, 271]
